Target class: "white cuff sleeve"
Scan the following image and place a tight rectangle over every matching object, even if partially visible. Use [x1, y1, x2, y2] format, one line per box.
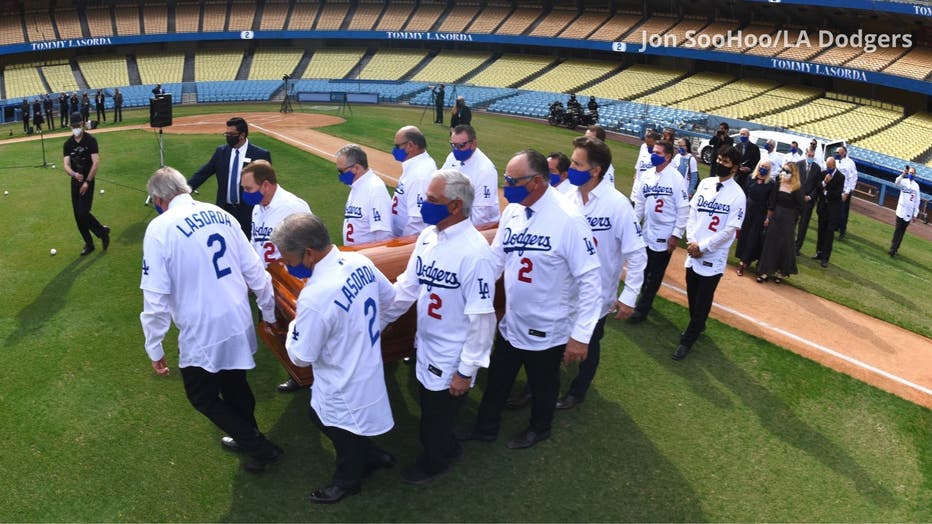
[457, 312, 496, 378]
[140, 290, 171, 362]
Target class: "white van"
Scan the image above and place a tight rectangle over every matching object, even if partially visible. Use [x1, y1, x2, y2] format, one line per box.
[698, 130, 846, 166]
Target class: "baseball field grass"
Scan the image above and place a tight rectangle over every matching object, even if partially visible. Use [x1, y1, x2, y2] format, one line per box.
[0, 104, 929, 522]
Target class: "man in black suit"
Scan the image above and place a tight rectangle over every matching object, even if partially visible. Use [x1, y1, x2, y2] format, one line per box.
[708, 122, 733, 176]
[432, 84, 445, 124]
[43, 95, 54, 130]
[95, 90, 106, 123]
[795, 147, 822, 255]
[735, 128, 759, 191]
[21, 99, 30, 133]
[812, 157, 845, 268]
[59, 93, 69, 128]
[188, 117, 271, 238]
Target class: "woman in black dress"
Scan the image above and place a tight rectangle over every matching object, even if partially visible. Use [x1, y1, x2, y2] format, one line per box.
[734, 159, 774, 276]
[450, 96, 471, 130]
[757, 163, 805, 283]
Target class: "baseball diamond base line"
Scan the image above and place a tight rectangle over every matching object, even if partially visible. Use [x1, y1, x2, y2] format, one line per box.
[12, 111, 931, 410]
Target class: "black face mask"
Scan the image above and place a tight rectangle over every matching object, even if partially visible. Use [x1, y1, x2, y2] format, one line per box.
[226, 134, 241, 148]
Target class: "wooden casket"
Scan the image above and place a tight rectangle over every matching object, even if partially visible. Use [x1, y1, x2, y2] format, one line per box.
[257, 225, 501, 387]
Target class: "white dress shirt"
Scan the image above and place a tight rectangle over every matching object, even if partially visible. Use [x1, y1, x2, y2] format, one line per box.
[837, 156, 858, 195]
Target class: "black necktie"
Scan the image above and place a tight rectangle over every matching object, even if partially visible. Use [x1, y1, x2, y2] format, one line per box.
[525, 207, 534, 219]
[716, 182, 723, 192]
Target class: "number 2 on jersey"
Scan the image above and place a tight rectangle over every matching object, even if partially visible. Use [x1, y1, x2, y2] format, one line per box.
[518, 257, 533, 283]
[263, 242, 276, 264]
[207, 233, 231, 279]
[427, 293, 442, 319]
[345, 223, 354, 244]
[364, 297, 380, 346]
[654, 199, 664, 213]
[708, 216, 720, 232]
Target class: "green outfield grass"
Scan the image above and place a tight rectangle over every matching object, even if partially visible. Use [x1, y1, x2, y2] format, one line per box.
[0, 105, 929, 522]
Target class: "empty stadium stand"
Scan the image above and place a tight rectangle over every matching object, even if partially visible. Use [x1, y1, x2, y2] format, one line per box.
[202, 2, 228, 32]
[465, 5, 511, 33]
[55, 10, 84, 39]
[23, 10, 56, 43]
[756, 97, 857, 129]
[409, 85, 516, 107]
[86, 7, 114, 37]
[142, 4, 169, 34]
[228, 1, 257, 32]
[674, 78, 779, 113]
[852, 112, 932, 162]
[741, 25, 783, 56]
[260, 1, 290, 31]
[286, 2, 321, 30]
[634, 72, 736, 106]
[198, 80, 282, 102]
[556, 10, 609, 39]
[403, 2, 446, 32]
[583, 64, 686, 101]
[882, 47, 932, 80]
[0, 14, 25, 46]
[711, 85, 822, 120]
[812, 43, 864, 66]
[347, 2, 384, 31]
[466, 54, 555, 88]
[315, 1, 350, 30]
[248, 48, 304, 80]
[114, 5, 142, 36]
[436, 4, 480, 33]
[775, 28, 823, 62]
[357, 50, 427, 80]
[662, 17, 708, 47]
[194, 50, 243, 82]
[289, 79, 425, 103]
[520, 59, 620, 94]
[42, 63, 81, 93]
[410, 52, 489, 84]
[623, 16, 677, 44]
[3, 64, 48, 100]
[301, 48, 365, 79]
[588, 13, 641, 41]
[529, 8, 576, 37]
[495, 7, 541, 35]
[792, 105, 902, 143]
[174, 3, 201, 33]
[78, 57, 130, 89]
[136, 53, 185, 84]
[375, 2, 415, 31]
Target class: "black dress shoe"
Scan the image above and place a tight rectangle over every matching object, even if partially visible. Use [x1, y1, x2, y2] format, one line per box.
[810, 254, 821, 260]
[453, 426, 496, 443]
[506, 429, 550, 449]
[220, 436, 245, 453]
[362, 451, 396, 478]
[80, 244, 95, 256]
[628, 312, 647, 324]
[505, 390, 532, 409]
[243, 443, 284, 473]
[100, 226, 110, 251]
[555, 394, 583, 410]
[671, 344, 691, 361]
[308, 484, 360, 504]
[820, 260, 828, 268]
[401, 463, 451, 485]
[277, 377, 302, 393]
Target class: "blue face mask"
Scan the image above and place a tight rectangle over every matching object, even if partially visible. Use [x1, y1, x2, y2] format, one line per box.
[549, 173, 562, 187]
[740, 135, 749, 143]
[790, 147, 798, 154]
[241, 189, 263, 206]
[765, 144, 773, 152]
[338, 170, 355, 186]
[907, 173, 914, 181]
[567, 167, 592, 186]
[420, 200, 451, 225]
[392, 146, 407, 162]
[650, 153, 666, 167]
[759, 167, 769, 175]
[834, 153, 842, 160]
[678, 147, 687, 155]
[806, 158, 814, 165]
[452, 146, 474, 163]
[154, 203, 164, 214]
[286, 258, 313, 279]
[504, 184, 530, 204]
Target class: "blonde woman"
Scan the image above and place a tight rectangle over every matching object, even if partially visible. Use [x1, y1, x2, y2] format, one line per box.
[758, 162, 805, 283]
[734, 159, 773, 276]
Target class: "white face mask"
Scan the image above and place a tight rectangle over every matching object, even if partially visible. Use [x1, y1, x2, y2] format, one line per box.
[71, 127, 83, 137]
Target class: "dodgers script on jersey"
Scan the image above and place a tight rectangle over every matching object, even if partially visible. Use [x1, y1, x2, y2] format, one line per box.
[492, 187, 602, 350]
[286, 249, 395, 436]
[686, 177, 747, 277]
[250, 186, 311, 266]
[344, 170, 392, 246]
[440, 147, 501, 226]
[392, 151, 436, 237]
[568, 177, 646, 314]
[383, 220, 496, 391]
[140, 193, 275, 372]
[634, 164, 690, 252]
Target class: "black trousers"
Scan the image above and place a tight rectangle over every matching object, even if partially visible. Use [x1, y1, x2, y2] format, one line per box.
[795, 200, 815, 251]
[71, 179, 105, 246]
[434, 104, 443, 124]
[418, 384, 466, 474]
[838, 195, 852, 235]
[680, 267, 722, 349]
[45, 110, 54, 129]
[81, 106, 90, 122]
[635, 247, 674, 317]
[114, 105, 122, 122]
[180, 367, 272, 457]
[566, 316, 607, 399]
[96, 105, 106, 122]
[309, 407, 389, 490]
[816, 202, 840, 262]
[60, 107, 68, 127]
[476, 332, 565, 435]
[890, 216, 910, 254]
[219, 201, 253, 239]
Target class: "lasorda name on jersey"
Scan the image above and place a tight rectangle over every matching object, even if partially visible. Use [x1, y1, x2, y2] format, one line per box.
[696, 195, 731, 217]
[642, 184, 674, 197]
[415, 256, 461, 290]
[252, 224, 273, 243]
[176, 209, 233, 237]
[586, 216, 612, 232]
[344, 205, 363, 219]
[334, 264, 377, 312]
[501, 227, 552, 255]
